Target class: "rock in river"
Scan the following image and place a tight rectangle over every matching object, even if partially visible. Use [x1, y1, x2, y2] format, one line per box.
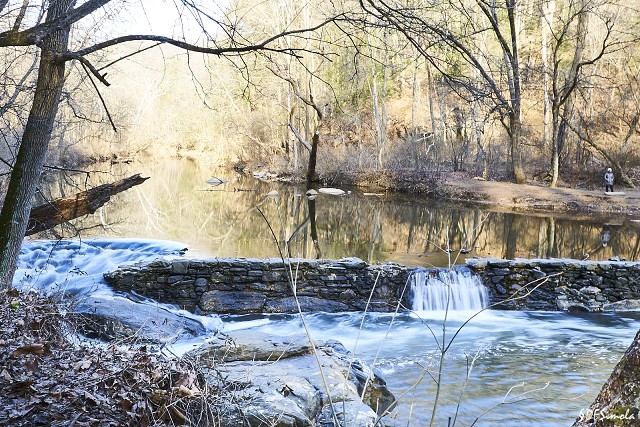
[74, 295, 206, 343]
[187, 330, 395, 427]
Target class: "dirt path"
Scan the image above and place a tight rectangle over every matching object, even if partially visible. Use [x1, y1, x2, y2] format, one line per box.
[438, 177, 640, 219]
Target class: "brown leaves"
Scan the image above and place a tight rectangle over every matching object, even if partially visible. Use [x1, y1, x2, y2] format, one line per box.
[0, 290, 219, 427]
[73, 358, 93, 371]
[11, 343, 50, 357]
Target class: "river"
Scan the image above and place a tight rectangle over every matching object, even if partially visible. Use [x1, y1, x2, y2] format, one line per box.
[16, 157, 640, 426]
[35, 156, 640, 266]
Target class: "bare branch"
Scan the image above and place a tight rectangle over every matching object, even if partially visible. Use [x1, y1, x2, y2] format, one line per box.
[65, 17, 341, 59]
[11, 0, 29, 32]
[0, 0, 113, 47]
[72, 54, 110, 86]
[78, 61, 116, 132]
[97, 42, 162, 71]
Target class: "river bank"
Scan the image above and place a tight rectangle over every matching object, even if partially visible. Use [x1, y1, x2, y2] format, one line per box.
[0, 289, 393, 427]
[237, 158, 640, 220]
[322, 168, 640, 219]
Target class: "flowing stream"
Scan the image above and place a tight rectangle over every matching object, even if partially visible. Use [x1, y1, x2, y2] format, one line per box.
[15, 238, 640, 426]
[16, 157, 640, 426]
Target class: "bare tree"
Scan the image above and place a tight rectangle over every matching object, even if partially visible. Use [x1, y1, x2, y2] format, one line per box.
[268, 62, 325, 183]
[358, 0, 528, 183]
[548, 0, 608, 187]
[0, 0, 340, 288]
[546, 0, 639, 187]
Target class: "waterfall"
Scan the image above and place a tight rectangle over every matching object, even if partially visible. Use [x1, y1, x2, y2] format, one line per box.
[411, 268, 490, 311]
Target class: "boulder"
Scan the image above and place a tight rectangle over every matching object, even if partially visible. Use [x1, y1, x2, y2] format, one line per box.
[188, 330, 314, 362]
[603, 299, 640, 312]
[199, 290, 267, 313]
[74, 295, 207, 343]
[186, 332, 394, 427]
[318, 188, 346, 196]
[265, 296, 350, 313]
[206, 177, 227, 186]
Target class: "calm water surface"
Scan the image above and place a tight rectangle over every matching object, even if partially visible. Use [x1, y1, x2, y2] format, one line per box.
[27, 158, 640, 426]
[37, 157, 640, 266]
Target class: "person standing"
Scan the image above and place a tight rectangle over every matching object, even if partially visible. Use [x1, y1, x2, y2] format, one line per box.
[604, 168, 615, 192]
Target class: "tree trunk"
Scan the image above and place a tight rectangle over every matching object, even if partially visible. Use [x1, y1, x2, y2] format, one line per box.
[541, 0, 555, 150]
[26, 174, 148, 236]
[550, 0, 588, 188]
[510, 112, 527, 184]
[306, 132, 319, 182]
[426, 64, 438, 147]
[506, 0, 526, 184]
[411, 59, 419, 169]
[0, 0, 74, 289]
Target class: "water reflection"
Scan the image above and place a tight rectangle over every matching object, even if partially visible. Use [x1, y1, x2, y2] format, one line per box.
[36, 157, 640, 267]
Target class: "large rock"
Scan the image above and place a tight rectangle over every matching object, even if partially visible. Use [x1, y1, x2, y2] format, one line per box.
[265, 296, 350, 313]
[603, 299, 640, 312]
[188, 330, 314, 362]
[74, 295, 207, 343]
[199, 290, 266, 313]
[187, 332, 395, 427]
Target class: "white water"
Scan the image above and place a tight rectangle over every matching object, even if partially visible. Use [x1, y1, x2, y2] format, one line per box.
[15, 239, 186, 295]
[14, 239, 223, 335]
[411, 268, 490, 311]
[13, 238, 640, 426]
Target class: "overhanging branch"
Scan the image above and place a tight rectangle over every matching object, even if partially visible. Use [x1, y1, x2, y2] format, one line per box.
[65, 17, 342, 59]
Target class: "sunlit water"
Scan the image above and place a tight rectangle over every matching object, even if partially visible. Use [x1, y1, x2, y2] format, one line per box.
[34, 157, 640, 267]
[15, 238, 640, 426]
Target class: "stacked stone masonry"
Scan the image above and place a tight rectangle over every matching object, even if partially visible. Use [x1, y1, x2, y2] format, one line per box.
[104, 257, 412, 314]
[466, 258, 640, 312]
[103, 257, 640, 314]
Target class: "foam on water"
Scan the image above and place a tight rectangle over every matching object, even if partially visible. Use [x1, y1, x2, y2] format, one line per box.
[15, 238, 187, 295]
[14, 239, 223, 347]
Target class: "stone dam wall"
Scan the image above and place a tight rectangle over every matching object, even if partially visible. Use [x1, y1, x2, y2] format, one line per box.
[467, 258, 640, 312]
[105, 258, 412, 314]
[103, 257, 640, 314]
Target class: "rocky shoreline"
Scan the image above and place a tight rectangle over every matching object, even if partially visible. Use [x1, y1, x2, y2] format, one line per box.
[318, 169, 640, 218]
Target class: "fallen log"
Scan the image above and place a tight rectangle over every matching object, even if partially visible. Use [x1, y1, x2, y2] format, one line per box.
[26, 174, 148, 236]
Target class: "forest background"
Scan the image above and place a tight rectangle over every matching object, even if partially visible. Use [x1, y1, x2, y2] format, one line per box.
[1, 0, 640, 283]
[4, 0, 640, 190]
